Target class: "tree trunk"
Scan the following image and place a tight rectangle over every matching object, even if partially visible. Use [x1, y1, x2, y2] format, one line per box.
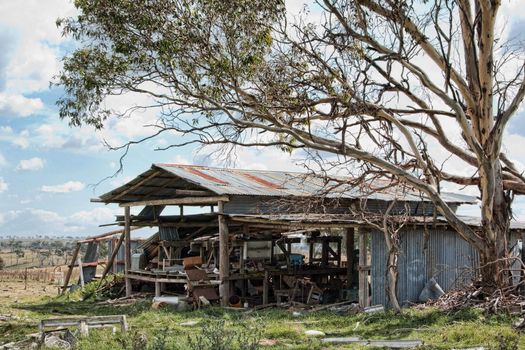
[383, 230, 401, 312]
[386, 248, 401, 312]
[478, 161, 512, 290]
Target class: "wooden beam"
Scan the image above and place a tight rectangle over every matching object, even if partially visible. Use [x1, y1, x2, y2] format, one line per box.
[522, 231, 525, 296]
[119, 196, 229, 207]
[78, 255, 85, 287]
[78, 227, 141, 243]
[113, 170, 161, 201]
[263, 270, 269, 305]
[358, 228, 370, 308]
[124, 206, 132, 297]
[218, 200, 230, 306]
[229, 216, 358, 228]
[174, 189, 214, 196]
[346, 228, 355, 288]
[99, 231, 126, 282]
[61, 242, 81, 293]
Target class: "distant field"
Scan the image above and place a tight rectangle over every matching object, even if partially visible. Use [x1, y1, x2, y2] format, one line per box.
[0, 237, 84, 271]
[0, 249, 69, 270]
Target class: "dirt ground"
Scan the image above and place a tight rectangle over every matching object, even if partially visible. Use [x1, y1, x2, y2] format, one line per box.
[0, 280, 60, 303]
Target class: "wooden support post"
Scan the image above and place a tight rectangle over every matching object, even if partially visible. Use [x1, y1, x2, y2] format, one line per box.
[62, 242, 81, 293]
[263, 270, 269, 305]
[78, 256, 85, 287]
[521, 232, 525, 295]
[124, 206, 132, 297]
[358, 228, 370, 307]
[322, 240, 329, 267]
[99, 231, 125, 282]
[155, 281, 161, 297]
[270, 240, 275, 265]
[218, 200, 230, 306]
[112, 238, 117, 273]
[346, 228, 355, 287]
[337, 240, 342, 267]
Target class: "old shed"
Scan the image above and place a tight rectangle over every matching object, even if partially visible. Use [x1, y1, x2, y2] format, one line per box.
[93, 163, 520, 308]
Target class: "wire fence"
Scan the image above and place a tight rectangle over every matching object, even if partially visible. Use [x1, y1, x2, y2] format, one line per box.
[0, 267, 74, 284]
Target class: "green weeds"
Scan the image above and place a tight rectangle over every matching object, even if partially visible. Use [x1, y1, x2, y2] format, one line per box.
[1, 293, 524, 349]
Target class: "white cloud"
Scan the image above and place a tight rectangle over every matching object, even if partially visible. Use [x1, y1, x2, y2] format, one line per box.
[0, 208, 85, 236]
[0, 126, 29, 149]
[0, 93, 44, 117]
[0, 151, 6, 167]
[41, 181, 85, 193]
[16, 157, 44, 171]
[70, 207, 118, 225]
[0, 1, 77, 95]
[0, 177, 8, 193]
[109, 176, 134, 188]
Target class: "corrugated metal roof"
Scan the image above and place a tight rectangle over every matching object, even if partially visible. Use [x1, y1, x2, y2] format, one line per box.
[98, 163, 477, 204]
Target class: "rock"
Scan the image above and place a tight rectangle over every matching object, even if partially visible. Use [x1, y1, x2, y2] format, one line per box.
[180, 320, 199, 327]
[304, 330, 325, 337]
[44, 335, 71, 349]
[292, 311, 302, 317]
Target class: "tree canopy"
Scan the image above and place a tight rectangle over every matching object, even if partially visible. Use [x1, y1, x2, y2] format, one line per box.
[57, 0, 525, 289]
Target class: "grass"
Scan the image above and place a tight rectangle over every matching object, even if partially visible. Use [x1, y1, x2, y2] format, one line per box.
[0, 281, 524, 349]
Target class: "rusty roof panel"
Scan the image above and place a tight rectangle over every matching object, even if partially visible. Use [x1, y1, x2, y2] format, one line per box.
[99, 163, 477, 204]
[154, 164, 475, 203]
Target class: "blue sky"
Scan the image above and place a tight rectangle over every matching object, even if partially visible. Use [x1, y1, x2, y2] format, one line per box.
[1, 1, 525, 237]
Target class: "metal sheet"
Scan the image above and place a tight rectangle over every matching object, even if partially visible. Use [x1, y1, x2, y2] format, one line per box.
[98, 163, 477, 204]
[370, 228, 481, 307]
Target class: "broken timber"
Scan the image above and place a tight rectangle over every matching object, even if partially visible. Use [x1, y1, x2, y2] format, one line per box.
[321, 338, 423, 348]
[39, 315, 127, 340]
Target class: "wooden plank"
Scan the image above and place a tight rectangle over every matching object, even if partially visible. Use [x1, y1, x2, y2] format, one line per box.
[40, 315, 128, 336]
[346, 228, 355, 287]
[174, 189, 214, 196]
[119, 196, 229, 207]
[99, 231, 125, 281]
[113, 170, 161, 201]
[79, 226, 141, 242]
[321, 338, 423, 348]
[124, 206, 132, 297]
[263, 270, 269, 305]
[218, 200, 230, 306]
[78, 255, 85, 287]
[358, 228, 370, 308]
[125, 273, 190, 284]
[522, 231, 525, 296]
[229, 216, 358, 228]
[61, 242, 81, 293]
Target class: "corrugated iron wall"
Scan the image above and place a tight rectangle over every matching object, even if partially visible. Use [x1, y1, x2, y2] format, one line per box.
[159, 226, 180, 240]
[371, 228, 479, 306]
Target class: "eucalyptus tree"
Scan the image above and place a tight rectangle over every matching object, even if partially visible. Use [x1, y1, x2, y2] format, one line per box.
[57, 0, 525, 291]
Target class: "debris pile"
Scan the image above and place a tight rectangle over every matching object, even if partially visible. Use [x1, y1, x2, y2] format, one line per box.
[423, 284, 525, 314]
